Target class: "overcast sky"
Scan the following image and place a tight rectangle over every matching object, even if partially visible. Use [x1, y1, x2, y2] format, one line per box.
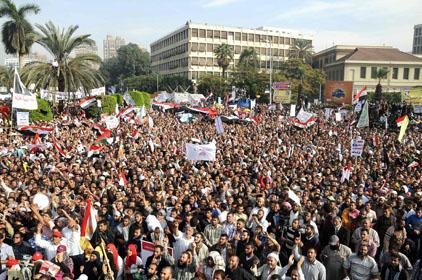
[2, 0, 421, 58]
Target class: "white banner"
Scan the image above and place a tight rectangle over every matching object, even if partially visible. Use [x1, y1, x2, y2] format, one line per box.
[90, 87, 106, 96]
[16, 111, 29, 127]
[104, 116, 120, 130]
[289, 104, 296, 117]
[296, 108, 314, 123]
[12, 93, 37, 110]
[335, 112, 342, 122]
[351, 138, 365, 157]
[186, 142, 216, 161]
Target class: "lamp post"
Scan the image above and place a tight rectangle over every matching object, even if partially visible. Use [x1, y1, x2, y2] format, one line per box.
[261, 38, 273, 104]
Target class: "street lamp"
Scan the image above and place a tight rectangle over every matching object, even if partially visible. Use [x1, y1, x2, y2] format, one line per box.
[262, 38, 273, 104]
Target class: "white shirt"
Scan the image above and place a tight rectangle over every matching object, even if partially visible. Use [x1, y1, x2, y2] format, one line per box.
[62, 226, 83, 256]
[0, 242, 14, 280]
[34, 234, 68, 260]
[172, 232, 193, 260]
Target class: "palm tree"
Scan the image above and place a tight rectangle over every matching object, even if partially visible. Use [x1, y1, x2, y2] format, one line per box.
[21, 21, 103, 98]
[238, 47, 259, 70]
[289, 39, 313, 63]
[0, 65, 13, 89]
[374, 68, 389, 101]
[0, 0, 40, 68]
[214, 43, 233, 79]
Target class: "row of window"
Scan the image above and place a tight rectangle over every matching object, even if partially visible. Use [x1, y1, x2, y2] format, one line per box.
[414, 27, 422, 37]
[151, 44, 188, 62]
[189, 57, 282, 69]
[360, 66, 420, 80]
[154, 58, 189, 71]
[189, 28, 302, 46]
[151, 30, 189, 52]
[414, 36, 422, 46]
[413, 46, 422, 54]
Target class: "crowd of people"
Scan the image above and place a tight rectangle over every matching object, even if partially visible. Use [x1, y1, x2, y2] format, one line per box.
[0, 100, 421, 280]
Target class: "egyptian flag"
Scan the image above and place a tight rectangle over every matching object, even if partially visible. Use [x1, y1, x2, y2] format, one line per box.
[118, 171, 128, 187]
[19, 125, 53, 135]
[52, 138, 71, 158]
[354, 86, 367, 103]
[95, 130, 113, 144]
[0, 105, 10, 119]
[80, 96, 96, 109]
[341, 164, 351, 183]
[117, 106, 136, 118]
[81, 199, 97, 240]
[87, 144, 102, 157]
[130, 129, 139, 139]
[396, 115, 409, 143]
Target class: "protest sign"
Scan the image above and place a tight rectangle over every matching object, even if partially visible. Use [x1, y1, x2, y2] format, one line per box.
[351, 138, 365, 157]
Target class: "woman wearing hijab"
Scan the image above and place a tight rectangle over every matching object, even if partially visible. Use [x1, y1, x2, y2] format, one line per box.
[82, 251, 103, 280]
[106, 243, 124, 280]
[124, 244, 143, 280]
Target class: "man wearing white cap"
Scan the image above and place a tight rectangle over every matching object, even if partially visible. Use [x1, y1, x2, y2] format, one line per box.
[251, 253, 294, 280]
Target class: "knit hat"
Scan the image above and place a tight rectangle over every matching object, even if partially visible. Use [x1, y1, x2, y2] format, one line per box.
[267, 252, 280, 264]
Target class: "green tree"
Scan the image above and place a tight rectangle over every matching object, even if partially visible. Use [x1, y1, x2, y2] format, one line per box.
[124, 74, 157, 93]
[374, 68, 389, 101]
[214, 43, 233, 79]
[289, 39, 313, 63]
[129, 90, 151, 107]
[29, 98, 53, 121]
[0, 65, 13, 89]
[0, 0, 40, 68]
[238, 47, 259, 70]
[197, 74, 227, 97]
[21, 21, 103, 98]
[100, 43, 151, 88]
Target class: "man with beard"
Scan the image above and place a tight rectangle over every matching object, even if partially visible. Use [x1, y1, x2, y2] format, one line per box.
[225, 256, 255, 280]
[344, 244, 379, 280]
[210, 234, 233, 264]
[380, 252, 407, 280]
[145, 245, 171, 276]
[321, 235, 352, 280]
[90, 220, 115, 248]
[171, 248, 198, 280]
[11, 232, 33, 260]
[145, 262, 159, 280]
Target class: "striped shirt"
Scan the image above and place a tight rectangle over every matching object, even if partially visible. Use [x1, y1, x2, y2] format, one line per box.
[344, 253, 378, 280]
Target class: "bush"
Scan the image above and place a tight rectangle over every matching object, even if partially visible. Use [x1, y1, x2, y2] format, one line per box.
[113, 93, 124, 105]
[29, 98, 53, 122]
[368, 91, 401, 104]
[86, 106, 102, 118]
[129, 91, 151, 108]
[101, 95, 117, 114]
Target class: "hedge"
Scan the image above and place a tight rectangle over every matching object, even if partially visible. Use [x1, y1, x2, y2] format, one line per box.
[101, 95, 117, 115]
[29, 98, 53, 122]
[129, 91, 151, 108]
[113, 93, 124, 105]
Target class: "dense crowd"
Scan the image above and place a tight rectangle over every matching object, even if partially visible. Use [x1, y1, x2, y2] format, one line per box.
[0, 101, 421, 280]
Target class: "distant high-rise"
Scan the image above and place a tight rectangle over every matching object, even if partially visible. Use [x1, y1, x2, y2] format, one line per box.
[70, 42, 98, 57]
[103, 35, 125, 60]
[413, 24, 422, 55]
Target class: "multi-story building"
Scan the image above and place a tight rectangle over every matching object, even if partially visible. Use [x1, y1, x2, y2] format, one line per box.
[5, 52, 48, 68]
[103, 35, 126, 60]
[150, 21, 313, 80]
[315, 45, 422, 92]
[413, 24, 422, 55]
[70, 42, 98, 57]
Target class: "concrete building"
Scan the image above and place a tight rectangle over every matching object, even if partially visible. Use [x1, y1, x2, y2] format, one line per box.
[150, 21, 313, 80]
[5, 52, 48, 67]
[315, 46, 422, 92]
[413, 24, 422, 55]
[103, 35, 126, 60]
[70, 42, 98, 57]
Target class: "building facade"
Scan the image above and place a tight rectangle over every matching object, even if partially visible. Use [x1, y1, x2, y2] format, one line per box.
[5, 52, 48, 68]
[315, 46, 422, 92]
[413, 24, 422, 55]
[150, 21, 313, 80]
[70, 42, 98, 57]
[103, 35, 126, 60]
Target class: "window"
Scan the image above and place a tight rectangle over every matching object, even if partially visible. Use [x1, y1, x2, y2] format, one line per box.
[199, 29, 206, 38]
[199, 43, 206, 52]
[234, 45, 241, 54]
[242, 33, 247, 41]
[213, 30, 220, 38]
[414, 68, 420, 80]
[360, 67, 366, 78]
[191, 43, 198, 52]
[403, 68, 409, 79]
[371, 67, 377, 79]
[206, 30, 213, 38]
[221, 31, 227, 39]
[392, 67, 398, 79]
[248, 34, 254, 42]
[206, 44, 213, 52]
[235, 32, 241, 40]
[191, 29, 198, 37]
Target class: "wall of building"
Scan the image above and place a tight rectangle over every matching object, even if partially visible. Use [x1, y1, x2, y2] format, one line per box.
[413, 24, 422, 55]
[341, 62, 422, 91]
